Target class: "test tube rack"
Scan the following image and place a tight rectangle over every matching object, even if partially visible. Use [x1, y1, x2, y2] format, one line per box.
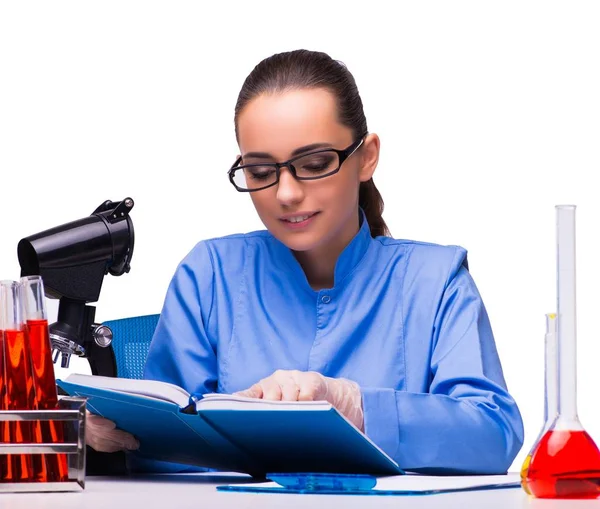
[0, 396, 86, 492]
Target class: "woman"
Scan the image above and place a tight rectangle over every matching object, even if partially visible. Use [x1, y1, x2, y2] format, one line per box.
[87, 49, 524, 474]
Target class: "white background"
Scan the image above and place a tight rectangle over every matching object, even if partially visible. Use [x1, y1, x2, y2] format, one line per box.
[1, 1, 599, 473]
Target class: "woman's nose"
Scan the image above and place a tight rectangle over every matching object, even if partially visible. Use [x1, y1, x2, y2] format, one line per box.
[276, 166, 305, 205]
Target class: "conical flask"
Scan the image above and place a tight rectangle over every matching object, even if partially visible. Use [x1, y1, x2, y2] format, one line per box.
[524, 205, 600, 499]
[520, 313, 558, 494]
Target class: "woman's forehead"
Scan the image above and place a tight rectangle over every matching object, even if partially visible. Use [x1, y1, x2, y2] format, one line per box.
[237, 88, 351, 158]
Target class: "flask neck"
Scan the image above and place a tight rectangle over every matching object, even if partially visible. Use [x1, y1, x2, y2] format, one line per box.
[556, 205, 579, 422]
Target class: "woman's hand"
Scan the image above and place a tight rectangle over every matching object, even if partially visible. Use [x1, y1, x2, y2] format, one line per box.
[235, 369, 364, 431]
[85, 410, 140, 453]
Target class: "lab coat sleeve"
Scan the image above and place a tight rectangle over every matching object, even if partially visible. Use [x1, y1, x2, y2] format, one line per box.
[361, 255, 524, 474]
[143, 240, 217, 397]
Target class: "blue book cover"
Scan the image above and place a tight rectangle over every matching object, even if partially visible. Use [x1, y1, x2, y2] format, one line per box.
[57, 374, 402, 476]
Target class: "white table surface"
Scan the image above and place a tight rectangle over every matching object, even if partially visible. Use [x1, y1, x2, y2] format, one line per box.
[1, 472, 599, 509]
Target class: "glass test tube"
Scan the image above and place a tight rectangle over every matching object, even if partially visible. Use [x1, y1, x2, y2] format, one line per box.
[21, 275, 69, 482]
[0, 289, 7, 478]
[0, 280, 33, 482]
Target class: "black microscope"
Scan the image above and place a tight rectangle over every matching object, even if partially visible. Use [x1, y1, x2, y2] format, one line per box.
[17, 198, 135, 378]
[17, 198, 137, 474]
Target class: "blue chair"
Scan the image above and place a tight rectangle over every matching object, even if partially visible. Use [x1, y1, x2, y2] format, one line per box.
[102, 314, 160, 380]
[101, 313, 210, 474]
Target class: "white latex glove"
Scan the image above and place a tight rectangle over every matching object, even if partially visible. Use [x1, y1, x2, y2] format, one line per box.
[235, 369, 364, 431]
[85, 410, 140, 453]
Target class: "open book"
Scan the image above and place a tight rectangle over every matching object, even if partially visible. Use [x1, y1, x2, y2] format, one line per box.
[57, 374, 403, 477]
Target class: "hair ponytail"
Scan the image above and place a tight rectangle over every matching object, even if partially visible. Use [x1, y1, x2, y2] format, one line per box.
[359, 179, 389, 237]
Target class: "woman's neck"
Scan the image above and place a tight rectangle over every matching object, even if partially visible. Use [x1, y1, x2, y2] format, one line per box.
[294, 249, 336, 290]
[293, 213, 360, 291]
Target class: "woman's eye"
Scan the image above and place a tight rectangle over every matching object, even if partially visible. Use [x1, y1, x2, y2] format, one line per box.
[303, 163, 329, 172]
[247, 168, 275, 180]
[298, 154, 336, 173]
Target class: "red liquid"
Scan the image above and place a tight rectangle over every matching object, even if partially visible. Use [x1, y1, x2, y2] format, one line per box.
[526, 429, 600, 499]
[27, 319, 69, 482]
[3, 329, 33, 482]
[0, 331, 9, 480]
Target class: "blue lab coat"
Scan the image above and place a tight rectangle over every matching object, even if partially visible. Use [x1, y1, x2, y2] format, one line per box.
[144, 211, 524, 474]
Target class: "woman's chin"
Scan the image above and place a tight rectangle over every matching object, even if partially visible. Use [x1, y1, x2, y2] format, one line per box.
[272, 229, 322, 253]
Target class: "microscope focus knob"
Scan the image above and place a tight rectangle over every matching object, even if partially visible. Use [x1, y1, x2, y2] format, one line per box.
[91, 324, 113, 348]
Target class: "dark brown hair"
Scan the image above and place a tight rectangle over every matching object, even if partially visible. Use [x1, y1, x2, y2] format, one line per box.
[234, 49, 390, 238]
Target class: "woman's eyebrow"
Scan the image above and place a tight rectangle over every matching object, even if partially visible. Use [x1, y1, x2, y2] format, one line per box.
[243, 142, 333, 160]
[291, 142, 332, 156]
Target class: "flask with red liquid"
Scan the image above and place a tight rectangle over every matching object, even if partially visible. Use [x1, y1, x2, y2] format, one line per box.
[520, 313, 558, 494]
[524, 205, 600, 499]
[20, 275, 69, 482]
[0, 280, 33, 482]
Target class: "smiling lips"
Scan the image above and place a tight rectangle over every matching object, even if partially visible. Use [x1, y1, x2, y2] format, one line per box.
[279, 211, 320, 229]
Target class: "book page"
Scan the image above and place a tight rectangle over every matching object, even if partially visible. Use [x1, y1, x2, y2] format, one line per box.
[197, 393, 333, 411]
[373, 472, 520, 492]
[63, 373, 191, 407]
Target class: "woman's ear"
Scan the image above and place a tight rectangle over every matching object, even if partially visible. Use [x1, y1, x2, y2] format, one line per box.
[358, 133, 380, 182]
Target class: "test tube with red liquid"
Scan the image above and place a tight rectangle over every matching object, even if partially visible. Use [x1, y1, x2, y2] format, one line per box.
[20, 275, 69, 482]
[0, 304, 8, 477]
[0, 280, 33, 482]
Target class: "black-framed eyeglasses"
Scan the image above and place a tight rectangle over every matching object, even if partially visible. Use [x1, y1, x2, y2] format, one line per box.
[228, 137, 365, 192]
